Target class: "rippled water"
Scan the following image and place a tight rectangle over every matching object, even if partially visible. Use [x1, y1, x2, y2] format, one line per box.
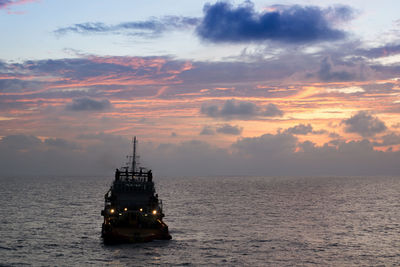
[1, 175, 399, 266]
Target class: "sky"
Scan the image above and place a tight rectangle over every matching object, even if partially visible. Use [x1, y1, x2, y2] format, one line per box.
[1, 0, 400, 177]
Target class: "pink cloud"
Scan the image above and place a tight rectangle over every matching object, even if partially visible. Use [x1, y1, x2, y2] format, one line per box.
[0, 0, 38, 12]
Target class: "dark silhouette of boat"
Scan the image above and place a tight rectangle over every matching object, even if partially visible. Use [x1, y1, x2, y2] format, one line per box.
[101, 137, 172, 243]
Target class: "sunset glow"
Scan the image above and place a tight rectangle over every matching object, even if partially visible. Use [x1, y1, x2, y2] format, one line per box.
[1, 0, 400, 176]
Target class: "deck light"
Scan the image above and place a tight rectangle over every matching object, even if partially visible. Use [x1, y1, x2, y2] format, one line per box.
[124, 208, 128, 211]
[139, 208, 143, 212]
[110, 208, 115, 214]
[152, 210, 157, 215]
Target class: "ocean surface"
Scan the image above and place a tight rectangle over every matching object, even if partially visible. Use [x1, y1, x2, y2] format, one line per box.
[0, 175, 399, 266]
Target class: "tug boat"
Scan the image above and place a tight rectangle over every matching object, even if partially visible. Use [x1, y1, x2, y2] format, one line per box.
[101, 137, 172, 243]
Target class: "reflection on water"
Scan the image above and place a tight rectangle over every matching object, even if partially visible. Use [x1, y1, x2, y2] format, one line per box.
[1, 175, 399, 266]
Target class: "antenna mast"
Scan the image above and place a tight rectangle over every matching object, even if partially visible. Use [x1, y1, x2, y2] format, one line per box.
[132, 136, 137, 174]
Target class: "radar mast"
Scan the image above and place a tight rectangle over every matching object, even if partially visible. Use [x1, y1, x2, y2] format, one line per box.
[132, 136, 137, 174]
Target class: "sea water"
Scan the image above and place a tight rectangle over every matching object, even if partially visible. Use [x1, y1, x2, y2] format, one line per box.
[0, 175, 399, 266]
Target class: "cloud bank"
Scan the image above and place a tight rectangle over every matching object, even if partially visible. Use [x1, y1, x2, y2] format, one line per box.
[1, 132, 399, 177]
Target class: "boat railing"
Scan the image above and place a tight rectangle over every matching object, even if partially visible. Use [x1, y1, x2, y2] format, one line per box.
[115, 169, 153, 182]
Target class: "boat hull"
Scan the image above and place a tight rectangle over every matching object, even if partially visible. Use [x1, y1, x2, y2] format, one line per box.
[102, 224, 172, 244]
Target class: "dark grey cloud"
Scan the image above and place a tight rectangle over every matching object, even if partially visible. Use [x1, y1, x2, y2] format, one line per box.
[7, 56, 189, 87]
[201, 99, 283, 120]
[200, 125, 215, 135]
[231, 134, 400, 176]
[66, 97, 111, 111]
[294, 139, 400, 176]
[142, 140, 233, 176]
[44, 138, 79, 149]
[318, 57, 354, 81]
[263, 103, 284, 117]
[329, 132, 342, 139]
[216, 124, 243, 135]
[342, 111, 387, 137]
[284, 124, 327, 135]
[22, 58, 135, 79]
[0, 78, 42, 93]
[196, 2, 351, 43]
[178, 58, 300, 86]
[0, 133, 129, 176]
[0, 134, 42, 150]
[233, 132, 297, 156]
[357, 43, 400, 59]
[1, 133, 400, 177]
[373, 133, 400, 147]
[0, 0, 12, 9]
[220, 99, 257, 117]
[55, 16, 200, 37]
[0, 59, 6, 69]
[201, 99, 257, 119]
[200, 124, 242, 135]
[284, 124, 313, 135]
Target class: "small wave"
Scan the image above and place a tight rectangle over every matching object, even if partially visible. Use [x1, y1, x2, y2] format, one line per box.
[0, 245, 16, 251]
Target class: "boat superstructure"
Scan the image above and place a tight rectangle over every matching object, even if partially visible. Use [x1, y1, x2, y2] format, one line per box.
[101, 137, 171, 243]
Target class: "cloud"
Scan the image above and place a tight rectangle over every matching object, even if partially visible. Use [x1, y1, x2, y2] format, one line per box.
[4, 56, 190, 91]
[263, 103, 284, 117]
[0, 0, 37, 10]
[329, 132, 342, 139]
[0, 78, 42, 93]
[295, 139, 400, 176]
[284, 124, 313, 135]
[0, 134, 42, 150]
[231, 134, 400, 176]
[216, 124, 243, 135]
[0, 0, 13, 8]
[44, 138, 79, 149]
[201, 99, 283, 120]
[201, 99, 257, 119]
[0, 134, 129, 176]
[284, 123, 327, 135]
[196, 2, 351, 43]
[66, 97, 111, 111]
[219, 99, 257, 117]
[318, 57, 354, 81]
[200, 124, 243, 135]
[233, 132, 297, 156]
[357, 43, 400, 59]
[200, 125, 215, 135]
[1, 133, 400, 177]
[342, 111, 387, 137]
[373, 133, 400, 147]
[142, 139, 233, 176]
[55, 16, 200, 37]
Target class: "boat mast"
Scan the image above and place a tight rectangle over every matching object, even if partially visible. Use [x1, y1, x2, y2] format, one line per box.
[132, 136, 137, 175]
